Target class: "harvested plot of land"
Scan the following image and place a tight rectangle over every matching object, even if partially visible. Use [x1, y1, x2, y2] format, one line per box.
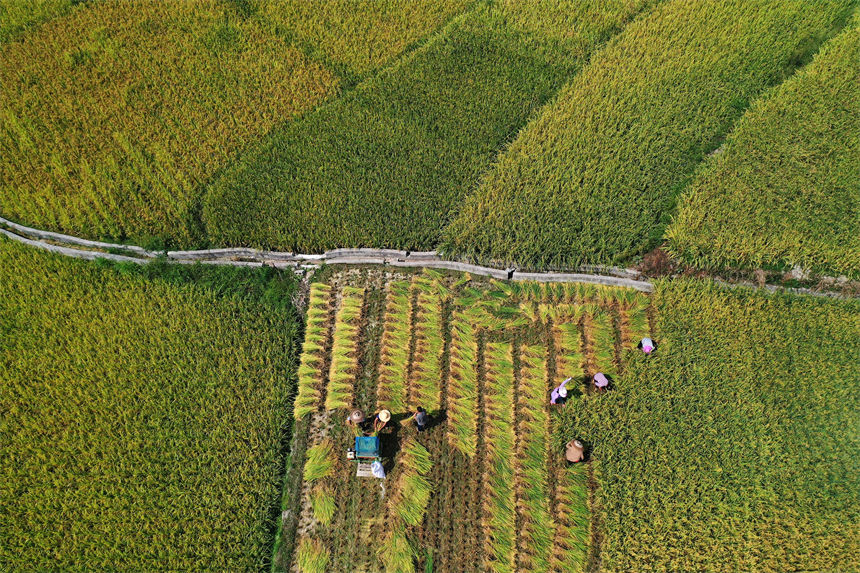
[0, 238, 301, 570]
[445, 0, 855, 269]
[561, 279, 860, 571]
[666, 18, 860, 278]
[205, 0, 655, 251]
[282, 268, 652, 572]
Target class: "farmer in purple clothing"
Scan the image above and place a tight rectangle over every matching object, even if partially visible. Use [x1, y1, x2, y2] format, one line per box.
[637, 337, 656, 355]
[550, 377, 572, 405]
[593, 372, 609, 389]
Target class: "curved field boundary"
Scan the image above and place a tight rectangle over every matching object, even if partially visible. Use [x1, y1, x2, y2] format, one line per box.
[3, 214, 852, 299]
[0, 215, 653, 292]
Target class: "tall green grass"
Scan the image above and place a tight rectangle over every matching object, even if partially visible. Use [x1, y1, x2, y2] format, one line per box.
[0, 238, 300, 570]
[445, 0, 855, 269]
[561, 279, 860, 571]
[666, 18, 860, 278]
[204, 0, 656, 251]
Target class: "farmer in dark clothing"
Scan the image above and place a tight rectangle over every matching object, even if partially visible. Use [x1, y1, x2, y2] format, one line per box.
[412, 406, 429, 432]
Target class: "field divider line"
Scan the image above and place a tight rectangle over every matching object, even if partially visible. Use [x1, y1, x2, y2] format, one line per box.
[0, 216, 655, 290]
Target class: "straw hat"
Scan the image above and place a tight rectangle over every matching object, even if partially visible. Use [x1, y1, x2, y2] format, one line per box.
[565, 439, 585, 463]
[349, 409, 366, 424]
[378, 409, 391, 423]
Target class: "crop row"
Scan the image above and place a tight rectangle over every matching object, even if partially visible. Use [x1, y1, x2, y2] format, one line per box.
[666, 18, 860, 278]
[446, 307, 480, 456]
[587, 307, 618, 377]
[445, 0, 854, 268]
[377, 438, 434, 572]
[409, 276, 445, 412]
[482, 341, 517, 573]
[514, 344, 553, 572]
[325, 286, 365, 411]
[204, 0, 655, 251]
[376, 280, 412, 415]
[294, 283, 334, 419]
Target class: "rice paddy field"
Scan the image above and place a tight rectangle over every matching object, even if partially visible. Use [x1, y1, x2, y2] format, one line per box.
[444, 0, 855, 269]
[282, 268, 652, 572]
[285, 270, 859, 573]
[204, 0, 655, 251]
[666, 16, 860, 279]
[2, 0, 860, 571]
[560, 279, 860, 571]
[0, 237, 302, 570]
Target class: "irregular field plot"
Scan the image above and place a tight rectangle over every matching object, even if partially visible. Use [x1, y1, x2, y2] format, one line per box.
[560, 279, 860, 571]
[285, 269, 652, 572]
[0, 239, 300, 570]
[205, 0, 655, 251]
[445, 0, 854, 269]
[667, 20, 860, 278]
[0, 0, 337, 246]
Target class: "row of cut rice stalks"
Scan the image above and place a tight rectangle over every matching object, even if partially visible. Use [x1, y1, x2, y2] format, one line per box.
[294, 282, 333, 419]
[325, 286, 365, 411]
[409, 272, 446, 412]
[376, 438, 433, 573]
[376, 280, 412, 414]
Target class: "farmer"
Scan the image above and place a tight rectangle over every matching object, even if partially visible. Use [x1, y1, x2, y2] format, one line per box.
[637, 336, 656, 355]
[565, 439, 585, 463]
[593, 372, 609, 390]
[373, 409, 391, 433]
[346, 409, 367, 435]
[550, 377, 571, 405]
[411, 406, 430, 432]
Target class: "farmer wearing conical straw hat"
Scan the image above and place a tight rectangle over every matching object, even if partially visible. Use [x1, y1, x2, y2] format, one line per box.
[551, 377, 571, 405]
[373, 409, 391, 433]
[566, 439, 585, 463]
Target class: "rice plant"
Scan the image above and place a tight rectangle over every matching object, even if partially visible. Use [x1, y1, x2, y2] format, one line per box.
[573, 278, 860, 571]
[446, 308, 479, 456]
[204, 0, 656, 252]
[549, 464, 589, 572]
[410, 276, 444, 411]
[554, 321, 585, 385]
[296, 537, 330, 573]
[325, 286, 365, 411]
[310, 485, 336, 525]
[515, 344, 553, 572]
[376, 280, 412, 414]
[589, 309, 618, 376]
[445, 0, 854, 268]
[303, 440, 334, 484]
[294, 282, 333, 419]
[482, 341, 517, 573]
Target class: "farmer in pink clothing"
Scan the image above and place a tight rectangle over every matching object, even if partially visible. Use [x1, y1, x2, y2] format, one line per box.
[637, 337, 655, 355]
[550, 378, 571, 405]
[593, 372, 609, 390]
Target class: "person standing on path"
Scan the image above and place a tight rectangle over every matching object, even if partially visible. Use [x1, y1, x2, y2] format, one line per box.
[411, 406, 429, 432]
[551, 377, 572, 405]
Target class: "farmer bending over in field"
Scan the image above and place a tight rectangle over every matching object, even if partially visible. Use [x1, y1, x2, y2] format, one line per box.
[637, 337, 656, 355]
[411, 406, 429, 432]
[373, 409, 391, 433]
[551, 378, 571, 405]
[346, 409, 368, 435]
[593, 372, 609, 390]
